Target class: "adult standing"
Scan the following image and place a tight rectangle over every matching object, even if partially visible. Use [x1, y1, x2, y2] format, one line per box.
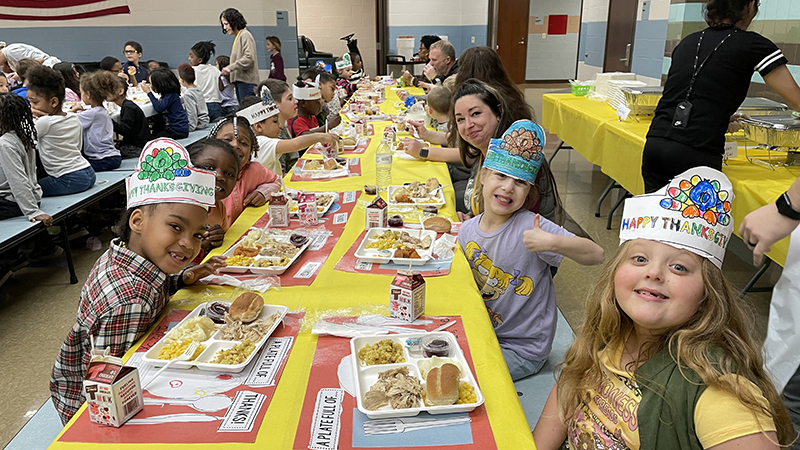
[0, 42, 60, 74]
[641, 0, 800, 193]
[219, 8, 259, 101]
[419, 40, 458, 91]
[740, 178, 800, 449]
[266, 36, 286, 81]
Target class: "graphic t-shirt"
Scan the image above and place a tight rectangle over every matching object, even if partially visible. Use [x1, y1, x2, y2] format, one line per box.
[568, 343, 778, 449]
[458, 209, 572, 361]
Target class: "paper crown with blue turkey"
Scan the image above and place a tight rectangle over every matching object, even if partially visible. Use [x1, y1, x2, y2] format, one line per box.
[619, 166, 734, 268]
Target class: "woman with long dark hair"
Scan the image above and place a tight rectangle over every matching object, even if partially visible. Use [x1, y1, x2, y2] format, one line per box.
[642, 0, 800, 193]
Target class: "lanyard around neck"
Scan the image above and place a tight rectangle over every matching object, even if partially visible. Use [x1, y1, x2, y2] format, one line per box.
[685, 28, 737, 101]
[232, 30, 242, 50]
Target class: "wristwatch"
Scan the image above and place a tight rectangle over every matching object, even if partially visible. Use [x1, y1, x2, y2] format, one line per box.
[419, 147, 429, 159]
[776, 191, 800, 220]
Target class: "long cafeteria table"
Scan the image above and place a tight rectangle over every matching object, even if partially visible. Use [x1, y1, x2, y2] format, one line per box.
[49, 86, 535, 449]
[542, 93, 799, 267]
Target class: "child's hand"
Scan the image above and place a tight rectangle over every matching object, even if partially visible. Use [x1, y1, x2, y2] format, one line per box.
[244, 191, 267, 207]
[203, 224, 225, 249]
[69, 103, 84, 112]
[523, 214, 556, 253]
[182, 256, 227, 285]
[457, 211, 472, 222]
[407, 120, 427, 139]
[127, 66, 137, 76]
[326, 113, 342, 129]
[320, 133, 339, 147]
[140, 82, 151, 94]
[33, 214, 53, 227]
[30, 107, 48, 118]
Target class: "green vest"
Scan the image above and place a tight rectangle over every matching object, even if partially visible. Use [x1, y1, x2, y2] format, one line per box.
[636, 347, 715, 450]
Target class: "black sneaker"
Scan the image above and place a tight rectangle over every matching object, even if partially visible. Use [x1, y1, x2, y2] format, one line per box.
[8, 253, 30, 272]
[28, 245, 65, 266]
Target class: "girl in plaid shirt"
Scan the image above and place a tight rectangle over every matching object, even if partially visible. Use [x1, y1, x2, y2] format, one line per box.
[50, 139, 227, 424]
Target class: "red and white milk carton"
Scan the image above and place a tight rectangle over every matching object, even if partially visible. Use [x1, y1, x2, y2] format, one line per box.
[269, 192, 290, 227]
[297, 191, 318, 226]
[390, 270, 426, 322]
[83, 354, 143, 427]
[365, 195, 388, 229]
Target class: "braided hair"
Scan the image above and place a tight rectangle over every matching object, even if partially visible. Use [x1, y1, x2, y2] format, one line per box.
[191, 41, 216, 65]
[0, 92, 37, 153]
[208, 114, 260, 159]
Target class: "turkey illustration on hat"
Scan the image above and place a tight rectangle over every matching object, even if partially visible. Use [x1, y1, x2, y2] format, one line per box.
[619, 166, 733, 268]
[237, 85, 280, 124]
[126, 138, 216, 210]
[336, 53, 352, 71]
[482, 119, 547, 184]
[292, 76, 321, 100]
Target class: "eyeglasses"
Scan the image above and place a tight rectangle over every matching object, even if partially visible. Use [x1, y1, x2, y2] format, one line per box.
[124, 50, 138, 54]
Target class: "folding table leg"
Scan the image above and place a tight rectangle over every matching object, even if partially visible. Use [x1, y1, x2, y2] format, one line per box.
[606, 190, 630, 230]
[59, 222, 78, 284]
[595, 180, 619, 217]
[548, 141, 572, 165]
[740, 258, 772, 296]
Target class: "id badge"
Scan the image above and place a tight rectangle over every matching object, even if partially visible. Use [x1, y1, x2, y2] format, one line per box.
[672, 101, 693, 128]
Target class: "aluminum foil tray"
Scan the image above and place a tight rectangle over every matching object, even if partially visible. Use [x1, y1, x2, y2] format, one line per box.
[741, 115, 800, 148]
[620, 86, 663, 116]
[738, 97, 789, 116]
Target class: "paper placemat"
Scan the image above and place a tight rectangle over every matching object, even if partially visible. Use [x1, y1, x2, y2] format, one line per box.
[211, 191, 361, 287]
[333, 225, 459, 277]
[291, 158, 362, 182]
[292, 316, 497, 450]
[58, 310, 304, 445]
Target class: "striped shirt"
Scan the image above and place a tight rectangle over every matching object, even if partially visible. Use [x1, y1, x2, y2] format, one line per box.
[50, 239, 182, 424]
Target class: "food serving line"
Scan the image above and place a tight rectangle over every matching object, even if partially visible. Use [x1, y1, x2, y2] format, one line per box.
[48, 86, 534, 449]
[541, 93, 800, 268]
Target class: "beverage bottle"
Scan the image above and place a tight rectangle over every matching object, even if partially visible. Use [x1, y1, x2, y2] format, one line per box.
[376, 139, 392, 192]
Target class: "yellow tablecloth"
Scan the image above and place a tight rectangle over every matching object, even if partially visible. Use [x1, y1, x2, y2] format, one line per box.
[51, 87, 535, 449]
[542, 93, 798, 266]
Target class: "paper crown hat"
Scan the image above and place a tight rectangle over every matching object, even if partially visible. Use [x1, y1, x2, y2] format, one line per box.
[237, 85, 280, 124]
[292, 78, 321, 100]
[126, 138, 216, 210]
[336, 53, 352, 70]
[482, 120, 547, 184]
[619, 166, 734, 268]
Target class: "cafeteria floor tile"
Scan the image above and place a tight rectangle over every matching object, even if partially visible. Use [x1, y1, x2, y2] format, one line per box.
[0, 86, 781, 448]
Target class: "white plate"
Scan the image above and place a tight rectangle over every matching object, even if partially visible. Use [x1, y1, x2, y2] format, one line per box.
[387, 185, 446, 208]
[142, 302, 288, 373]
[350, 333, 485, 419]
[288, 191, 338, 217]
[354, 227, 436, 265]
[220, 228, 312, 275]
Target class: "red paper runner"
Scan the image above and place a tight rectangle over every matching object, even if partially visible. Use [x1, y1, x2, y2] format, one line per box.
[59, 310, 304, 445]
[292, 316, 497, 450]
[290, 157, 362, 182]
[215, 191, 362, 287]
[333, 223, 460, 277]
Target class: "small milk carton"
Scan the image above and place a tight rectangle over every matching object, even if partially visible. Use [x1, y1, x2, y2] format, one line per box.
[390, 270, 426, 322]
[269, 192, 290, 227]
[297, 191, 318, 226]
[365, 195, 388, 229]
[83, 353, 143, 427]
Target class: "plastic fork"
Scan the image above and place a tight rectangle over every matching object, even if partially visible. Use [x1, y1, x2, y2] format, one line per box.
[363, 416, 471, 435]
[143, 341, 200, 389]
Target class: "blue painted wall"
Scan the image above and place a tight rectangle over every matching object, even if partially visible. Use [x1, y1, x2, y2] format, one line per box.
[1, 26, 299, 70]
[579, 21, 608, 67]
[386, 25, 488, 57]
[631, 19, 668, 79]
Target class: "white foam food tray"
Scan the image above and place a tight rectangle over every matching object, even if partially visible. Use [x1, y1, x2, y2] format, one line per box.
[343, 137, 368, 151]
[288, 191, 338, 217]
[350, 332, 485, 419]
[354, 227, 436, 265]
[387, 185, 445, 208]
[220, 228, 312, 275]
[142, 302, 288, 373]
[299, 159, 349, 179]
